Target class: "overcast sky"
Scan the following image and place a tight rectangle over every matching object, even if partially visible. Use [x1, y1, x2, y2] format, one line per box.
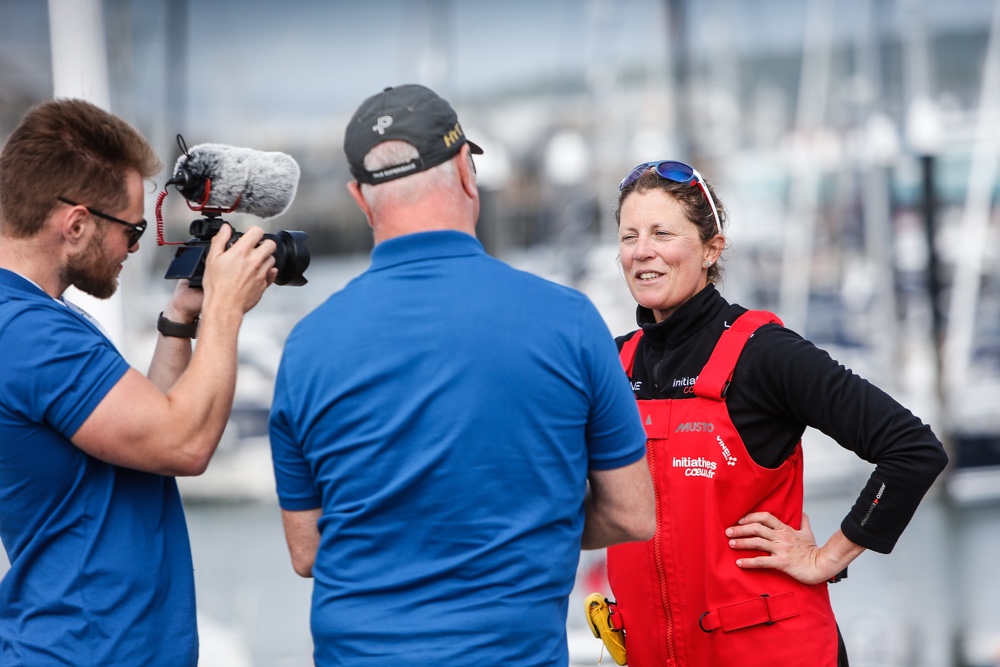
[2, 0, 995, 145]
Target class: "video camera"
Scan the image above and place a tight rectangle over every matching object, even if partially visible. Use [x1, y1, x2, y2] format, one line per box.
[159, 135, 310, 287]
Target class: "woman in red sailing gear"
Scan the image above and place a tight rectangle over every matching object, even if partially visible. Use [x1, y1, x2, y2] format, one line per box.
[586, 161, 948, 666]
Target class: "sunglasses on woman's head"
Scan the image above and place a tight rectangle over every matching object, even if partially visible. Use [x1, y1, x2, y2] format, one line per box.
[619, 160, 722, 236]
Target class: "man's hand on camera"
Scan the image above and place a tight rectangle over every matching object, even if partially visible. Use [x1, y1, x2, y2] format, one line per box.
[163, 279, 204, 326]
[202, 224, 278, 315]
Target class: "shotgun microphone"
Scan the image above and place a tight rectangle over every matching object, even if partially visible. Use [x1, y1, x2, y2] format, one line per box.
[167, 141, 300, 218]
[161, 135, 309, 287]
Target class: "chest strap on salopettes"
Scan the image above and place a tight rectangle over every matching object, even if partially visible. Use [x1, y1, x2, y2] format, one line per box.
[692, 310, 782, 401]
[618, 330, 644, 376]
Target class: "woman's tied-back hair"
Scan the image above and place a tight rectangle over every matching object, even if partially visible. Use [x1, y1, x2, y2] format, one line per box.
[615, 168, 727, 284]
[0, 98, 162, 238]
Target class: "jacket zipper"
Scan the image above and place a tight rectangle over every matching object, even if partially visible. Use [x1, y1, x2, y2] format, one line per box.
[648, 445, 676, 665]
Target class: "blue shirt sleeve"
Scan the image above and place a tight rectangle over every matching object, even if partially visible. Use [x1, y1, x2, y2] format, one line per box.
[269, 344, 322, 511]
[577, 300, 647, 471]
[1, 304, 129, 438]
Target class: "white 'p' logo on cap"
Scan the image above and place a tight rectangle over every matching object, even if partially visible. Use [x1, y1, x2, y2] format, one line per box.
[373, 116, 393, 135]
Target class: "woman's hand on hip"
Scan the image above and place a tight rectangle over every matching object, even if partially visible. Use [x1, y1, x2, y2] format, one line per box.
[725, 512, 864, 585]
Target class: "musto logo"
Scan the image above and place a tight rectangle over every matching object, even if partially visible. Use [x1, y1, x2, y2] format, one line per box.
[674, 422, 714, 433]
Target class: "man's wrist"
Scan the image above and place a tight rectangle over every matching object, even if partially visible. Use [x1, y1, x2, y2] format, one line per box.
[157, 311, 199, 338]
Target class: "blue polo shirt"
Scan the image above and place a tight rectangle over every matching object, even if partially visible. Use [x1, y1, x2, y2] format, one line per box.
[270, 231, 646, 666]
[0, 269, 197, 666]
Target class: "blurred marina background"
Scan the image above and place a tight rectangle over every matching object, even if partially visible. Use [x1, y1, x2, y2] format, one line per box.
[2, 0, 1000, 664]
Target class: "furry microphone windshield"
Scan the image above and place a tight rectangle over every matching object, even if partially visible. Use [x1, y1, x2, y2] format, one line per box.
[169, 143, 300, 218]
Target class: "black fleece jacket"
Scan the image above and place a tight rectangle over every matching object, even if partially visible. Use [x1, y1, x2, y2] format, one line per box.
[617, 284, 949, 554]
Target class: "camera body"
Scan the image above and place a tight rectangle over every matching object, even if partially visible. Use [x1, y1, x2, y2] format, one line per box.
[164, 213, 310, 287]
[161, 136, 310, 288]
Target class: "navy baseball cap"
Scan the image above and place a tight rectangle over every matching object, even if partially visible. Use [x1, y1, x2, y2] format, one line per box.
[344, 84, 483, 185]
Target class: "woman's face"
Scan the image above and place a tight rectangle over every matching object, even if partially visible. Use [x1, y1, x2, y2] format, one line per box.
[618, 188, 722, 323]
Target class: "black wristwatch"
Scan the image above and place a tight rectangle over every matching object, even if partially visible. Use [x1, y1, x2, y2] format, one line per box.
[157, 312, 199, 339]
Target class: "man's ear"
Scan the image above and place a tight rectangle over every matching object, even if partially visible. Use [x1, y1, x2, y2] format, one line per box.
[346, 181, 373, 228]
[456, 144, 478, 199]
[58, 203, 93, 245]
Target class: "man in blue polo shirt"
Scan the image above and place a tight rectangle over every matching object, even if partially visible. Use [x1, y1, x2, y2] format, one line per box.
[0, 99, 278, 665]
[269, 84, 655, 666]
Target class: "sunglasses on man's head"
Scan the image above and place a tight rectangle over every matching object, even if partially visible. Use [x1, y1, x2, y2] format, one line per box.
[57, 196, 147, 247]
[619, 160, 723, 236]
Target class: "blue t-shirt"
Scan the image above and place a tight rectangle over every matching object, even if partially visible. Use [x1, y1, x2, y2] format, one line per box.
[270, 231, 646, 666]
[0, 270, 198, 666]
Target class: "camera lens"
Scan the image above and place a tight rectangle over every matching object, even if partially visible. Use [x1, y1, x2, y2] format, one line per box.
[267, 230, 310, 286]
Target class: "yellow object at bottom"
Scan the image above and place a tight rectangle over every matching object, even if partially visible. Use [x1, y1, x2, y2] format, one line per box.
[584, 593, 627, 665]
